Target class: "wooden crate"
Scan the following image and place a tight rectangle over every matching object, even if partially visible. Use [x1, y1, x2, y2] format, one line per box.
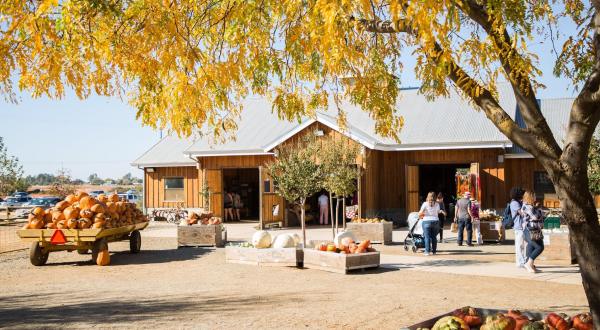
[177, 225, 226, 247]
[537, 230, 576, 265]
[225, 246, 302, 267]
[346, 222, 393, 244]
[303, 249, 380, 274]
[462, 221, 505, 243]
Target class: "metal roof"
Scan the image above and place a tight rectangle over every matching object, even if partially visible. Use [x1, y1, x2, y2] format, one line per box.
[132, 83, 574, 167]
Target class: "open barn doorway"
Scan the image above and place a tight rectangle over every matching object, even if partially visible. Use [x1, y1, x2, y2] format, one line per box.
[222, 168, 260, 221]
[419, 163, 470, 207]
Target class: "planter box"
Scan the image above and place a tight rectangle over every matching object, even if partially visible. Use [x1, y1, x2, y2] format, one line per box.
[303, 249, 380, 274]
[346, 222, 393, 244]
[225, 246, 302, 267]
[463, 221, 505, 243]
[406, 308, 545, 329]
[177, 225, 226, 248]
[537, 229, 576, 265]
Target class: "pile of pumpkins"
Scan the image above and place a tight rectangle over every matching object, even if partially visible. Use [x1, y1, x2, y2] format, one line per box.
[249, 230, 301, 249]
[351, 218, 387, 223]
[184, 211, 222, 226]
[428, 307, 592, 330]
[314, 231, 376, 254]
[22, 191, 147, 230]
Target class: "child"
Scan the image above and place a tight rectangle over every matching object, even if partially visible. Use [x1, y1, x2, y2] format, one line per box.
[470, 198, 483, 245]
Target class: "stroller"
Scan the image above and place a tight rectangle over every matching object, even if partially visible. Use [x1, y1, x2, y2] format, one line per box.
[403, 212, 425, 253]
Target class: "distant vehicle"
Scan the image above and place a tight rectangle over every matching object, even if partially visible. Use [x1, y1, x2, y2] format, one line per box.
[118, 193, 139, 203]
[88, 190, 105, 197]
[13, 191, 30, 198]
[17, 197, 61, 217]
[0, 196, 31, 207]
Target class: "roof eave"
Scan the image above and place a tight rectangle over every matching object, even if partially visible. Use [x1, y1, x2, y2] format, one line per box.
[373, 141, 513, 151]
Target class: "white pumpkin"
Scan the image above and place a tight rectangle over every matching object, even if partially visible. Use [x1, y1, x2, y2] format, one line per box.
[334, 231, 357, 247]
[290, 233, 301, 245]
[252, 230, 272, 248]
[272, 234, 296, 248]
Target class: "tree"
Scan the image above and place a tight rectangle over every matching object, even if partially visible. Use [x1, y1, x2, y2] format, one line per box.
[589, 134, 600, 195]
[88, 173, 104, 185]
[267, 138, 322, 247]
[321, 137, 361, 237]
[2, 0, 600, 322]
[0, 137, 24, 196]
[48, 168, 75, 198]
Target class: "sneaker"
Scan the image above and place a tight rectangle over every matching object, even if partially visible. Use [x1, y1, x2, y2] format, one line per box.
[524, 263, 536, 273]
[516, 264, 525, 268]
[423, 252, 430, 256]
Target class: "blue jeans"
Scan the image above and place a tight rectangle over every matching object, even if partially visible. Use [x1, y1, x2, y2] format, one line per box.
[422, 220, 439, 253]
[524, 229, 545, 261]
[457, 218, 472, 245]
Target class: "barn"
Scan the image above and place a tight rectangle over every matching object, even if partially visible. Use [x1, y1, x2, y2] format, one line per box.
[132, 84, 573, 227]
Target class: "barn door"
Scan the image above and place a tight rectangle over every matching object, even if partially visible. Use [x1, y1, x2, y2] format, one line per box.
[406, 165, 420, 213]
[205, 169, 223, 217]
[470, 162, 481, 202]
[260, 167, 285, 228]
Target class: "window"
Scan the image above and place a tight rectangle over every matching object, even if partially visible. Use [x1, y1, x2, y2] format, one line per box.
[533, 171, 555, 196]
[164, 177, 185, 201]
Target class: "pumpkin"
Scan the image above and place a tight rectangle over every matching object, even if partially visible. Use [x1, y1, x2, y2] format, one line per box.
[78, 218, 92, 229]
[481, 313, 517, 330]
[30, 218, 45, 229]
[572, 313, 593, 330]
[97, 194, 108, 203]
[108, 193, 119, 203]
[252, 230, 272, 248]
[94, 213, 107, 222]
[355, 239, 371, 253]
[334, 231, 357, 248]
[432, 316, 470, 330]
[505, 310, 530, 330]
[43, 212, 53, 224]
[272, 234, 296, 248]
[349, 243, 357, 253]
[116, 202, 126, 213]
[27, 213, 37, 222]
[92, 221, 105, 229]
[545, 313, 570, 330]
[54, 201, 70, 211]
[79, 196, 96, 209]
[90, 203, 105, 213]
[67, 218, 78, 229]
[290, 233, 301, 246]
[52, 211, 65, 222]
[80, 209, 94, 219]
[65, 194, 77, 204]
[520, 321, 546, 330]
[32, 207, 45, 217]
[96, 249, 110, 266]
[75, 191, 88, 200]
[338, 244, 349, 253]
[326, 244, 337, 252]
[63, 206, 80, 220]
[56, 220, 67, 229]
[317, 243, 328, 251]
[22, 223, 31, 229]
[45, 222, 57, 229]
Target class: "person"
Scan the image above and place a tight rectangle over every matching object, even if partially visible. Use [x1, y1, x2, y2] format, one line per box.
[522, 191, 545, 273]
[454, 192, 473, 246]
[318, 192, 329, 225]
[470, 197, 483, 245]
[510, 187, 526, 268]
[224, 191, 234, 222]
[436, 193, 446, 242]
[233, 191, 242, 221]
[419, 191, 447, 256]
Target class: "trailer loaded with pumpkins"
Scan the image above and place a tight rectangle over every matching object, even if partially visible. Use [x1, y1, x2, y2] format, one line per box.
[16, 191, 149, 266]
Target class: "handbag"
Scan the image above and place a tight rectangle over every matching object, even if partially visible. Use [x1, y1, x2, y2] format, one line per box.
[530, 229, 543, 241]
[450, 222, 458, 233]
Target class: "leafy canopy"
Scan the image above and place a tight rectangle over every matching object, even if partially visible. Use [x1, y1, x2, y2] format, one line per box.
[0, 137, 24, 196]
[320, 137, 360, 198]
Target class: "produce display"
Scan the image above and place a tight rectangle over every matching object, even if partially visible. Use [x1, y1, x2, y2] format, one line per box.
[228, 231, 301, 249]
[419, 307, 593, 330]
[480, 210, 501, 222]
[22, 191, 147, 230]
[351, 218, 388, 223]
[314, 233, 377, 254]
[185, 211, 222, 225]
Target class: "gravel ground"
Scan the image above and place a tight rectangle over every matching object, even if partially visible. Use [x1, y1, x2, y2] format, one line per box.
[0, 228, 589, 329]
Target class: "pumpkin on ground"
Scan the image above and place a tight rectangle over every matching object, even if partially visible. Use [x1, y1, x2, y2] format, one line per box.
[252, 231, 272, 248]
[96, 249, 110, 266]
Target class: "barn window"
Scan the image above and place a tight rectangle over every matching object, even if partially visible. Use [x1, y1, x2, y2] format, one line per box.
[533, 171, 555, 196]
[164, 177, 185, 201]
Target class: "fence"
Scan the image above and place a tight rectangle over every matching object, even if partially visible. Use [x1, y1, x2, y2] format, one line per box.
[0, 206, 30, 253]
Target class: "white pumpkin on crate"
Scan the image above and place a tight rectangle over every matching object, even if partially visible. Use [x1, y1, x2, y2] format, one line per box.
[272, 234, 296, 248]
[252, 230, 272, 248]
[334, 231, 357, 247]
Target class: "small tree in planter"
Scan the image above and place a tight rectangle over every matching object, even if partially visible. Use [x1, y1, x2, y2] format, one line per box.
[267, 138, 322, 247]
[321, 137, 360, 237]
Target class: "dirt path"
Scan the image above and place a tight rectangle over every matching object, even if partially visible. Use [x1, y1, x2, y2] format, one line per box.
[0, 235, 588, 329]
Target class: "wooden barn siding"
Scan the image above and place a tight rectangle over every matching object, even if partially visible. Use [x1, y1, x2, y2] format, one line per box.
[144, 166, 200, 208]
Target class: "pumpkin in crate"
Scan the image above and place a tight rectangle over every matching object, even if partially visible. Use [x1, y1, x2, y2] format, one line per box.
[452, 307, 483, 327]
[52, 211, 65, 222]
[54, 201, 70, 211]
[96, 249, 110, 266]
[92, 221, 105, 229]
[45, 222, 57, 229]
[432, 316, 469, 330]
[79, 196, 96, 209]
[97, 194, 108, 203]
[78, 218, 92, 229]
[65, 194, 78, 204]
[91, 203, 105, 214]
[75, 191, 88, 200]
[505, 310, 530, 330]
[106, 202, 117, 213]
[63, 206, 80, 220]
[67, 218, 79, 229]
[572, 313, 592, 330]
[108, 194, 119, 203]
[30, 218, 45, 229]
[545, 313, 571, 330]
[27, 213, 37, 222]
[272, 234, 296, 248]
[31, 207, 45, 217]
[80, 209, 94, 219]
[56, 220, 67, 229]
[481, 313, 517, 330]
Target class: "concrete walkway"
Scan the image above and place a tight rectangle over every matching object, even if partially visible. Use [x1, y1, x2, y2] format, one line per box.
[145, 221, 582, 286]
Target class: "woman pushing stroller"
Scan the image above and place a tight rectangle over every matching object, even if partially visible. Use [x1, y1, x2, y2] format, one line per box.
[419, 191, 447, 256]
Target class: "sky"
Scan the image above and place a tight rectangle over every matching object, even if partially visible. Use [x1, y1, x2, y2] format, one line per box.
[0, 14, 580, 181]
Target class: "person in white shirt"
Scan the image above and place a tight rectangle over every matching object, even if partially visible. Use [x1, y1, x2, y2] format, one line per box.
[419, 191, 447, 255]
[318, 192, 329, 225]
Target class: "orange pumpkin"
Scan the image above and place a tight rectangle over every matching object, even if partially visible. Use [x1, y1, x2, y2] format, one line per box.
[79, 196, 96, 209]
[30, 218, 45, 229]
[56, 220, 67, 229]
[96, 249, 110, 266]
[90, 204, 105, 213]
[45, 222, 57, 229]
[92, 221, 105, 229]
[67, 218, 78, 229]
[27, 213, 37, 222]
[52, 211, 65, 222]
[97, 194, 108, 203]
[93, 213, 107, 222]
[355, 240, 370, 253]
[75, 191, 89, 200]
[22, 223, 31, 229]
[63, 206, 80, 220]
[106, 202, 117, 213]
[54, 200, 70, 211]
[108, 194, 119, 203]
[43, 212, 53, 223]
[80, 209, 94, 219]
[78, 218, 92, 229]
[32, 207, 45, 217]
[65, 194, 77, 204]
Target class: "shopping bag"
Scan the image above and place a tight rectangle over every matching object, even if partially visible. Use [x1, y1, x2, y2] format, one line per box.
[450, 222, 458, 233]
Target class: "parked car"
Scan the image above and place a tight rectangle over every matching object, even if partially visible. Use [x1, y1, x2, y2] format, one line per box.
[89, 190, 105, 197]
[13, 191, 30, 198]
[16, 197, 61, 217]
[118, 193, 139, 203]
[0, 196, 31, 207]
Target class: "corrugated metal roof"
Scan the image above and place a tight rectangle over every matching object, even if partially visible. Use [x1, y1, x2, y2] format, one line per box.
[131, 135, 197, 167]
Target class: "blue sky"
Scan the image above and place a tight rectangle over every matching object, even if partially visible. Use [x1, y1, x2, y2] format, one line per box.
[0, 18, 579, 181]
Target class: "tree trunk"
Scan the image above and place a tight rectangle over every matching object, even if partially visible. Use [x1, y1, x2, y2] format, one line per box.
[300, 199, 306, 248]
[330, 193, 335, 239]
[342, 198, 347, 230]
[335, 198, 341, 234]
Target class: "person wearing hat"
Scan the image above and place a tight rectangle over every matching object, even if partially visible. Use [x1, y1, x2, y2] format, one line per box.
[470, 197, 483, 245]
[454, 191, 473, 246]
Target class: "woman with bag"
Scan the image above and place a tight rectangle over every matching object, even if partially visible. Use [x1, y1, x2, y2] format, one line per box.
[521, 191, 545, 273]
[419, 191, 447, 256]
[470, 198, 483, 245]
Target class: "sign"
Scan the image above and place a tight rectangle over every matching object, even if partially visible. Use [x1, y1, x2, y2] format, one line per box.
[50, 229, 67, 245]
[272, 204, 279, 217]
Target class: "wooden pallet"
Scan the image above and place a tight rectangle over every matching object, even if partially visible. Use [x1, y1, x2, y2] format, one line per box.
[177, 224, 226, 247]
[303, 249, 380, 274]
[225, 246, 302, 267]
